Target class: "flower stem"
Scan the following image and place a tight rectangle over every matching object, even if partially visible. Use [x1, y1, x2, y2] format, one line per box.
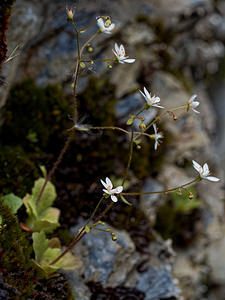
[121, 177, 200, 196]
[134, 105, 187, 141]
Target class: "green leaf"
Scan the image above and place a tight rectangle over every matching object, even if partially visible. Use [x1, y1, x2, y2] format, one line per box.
[1, 193, 23, 214]
[120, 195, 132, 206]
[32, 231, 48, 262]
[85, 225, 90, 233]
[0, 216, 2, 226]
[32, 178, 57, 214]
[26, 207, 60, 233]
[23, 193, 37, 217]
[40, 165, 47, 178]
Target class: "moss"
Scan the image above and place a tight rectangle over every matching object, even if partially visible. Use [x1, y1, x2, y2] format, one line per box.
[0, 202, 75, 299]
[0, 79, 72, 197]
[0, 145, 40, 197]
[0, 78, 71, 153]
[78, 75, 117, 126]
[0, 201, 36, 296]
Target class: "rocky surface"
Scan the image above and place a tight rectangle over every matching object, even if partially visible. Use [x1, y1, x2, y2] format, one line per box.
[1, 0, 225, 299]
[64, 220, 180, 300]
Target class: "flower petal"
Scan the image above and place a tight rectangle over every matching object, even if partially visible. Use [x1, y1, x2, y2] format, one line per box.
[97, 18, 104, 28]
[120, 44, 125, 56]
[124, 58, 135, 63]
[203, 163, 209, 176]
[152, 104, 164, 109]
[111, 186, 123, 194]
[192, 160, 202, 173]
[139, 89, 147, 101]
[100, 179, 108, 189]
[115, 43, 119, 53]
[192, 108, 200, 114]
[144, 87, 151, 99]
[111, 195, 118, 202]
[206, 176, 220, 182]
[106, 177, 113, 189]
[108, 23, 115, 31]
[189, 94, 197, 103]
[153, 123, 157, 134]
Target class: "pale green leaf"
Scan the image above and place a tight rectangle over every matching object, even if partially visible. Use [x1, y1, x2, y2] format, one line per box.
[32, 178, 57, 214]
[1, 193, 23, 214]
[40, 165, 47, 178]
[32, 231, 48, 262]
[23, 193, 37, 217]
[120, 195, 132, 206]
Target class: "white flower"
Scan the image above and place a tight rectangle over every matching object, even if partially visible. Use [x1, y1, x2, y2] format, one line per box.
[153, 124, 163, 150]
[192, 160, 220, 182]
[97, 17, 115, 34]
[112, 43, 135, 64]
[100, 177, 123, 202]
[187, 94, 200, 114]
[139, 87, 164, 109]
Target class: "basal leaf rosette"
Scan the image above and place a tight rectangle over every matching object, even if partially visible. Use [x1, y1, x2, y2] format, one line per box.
[23, 178, 60, 233]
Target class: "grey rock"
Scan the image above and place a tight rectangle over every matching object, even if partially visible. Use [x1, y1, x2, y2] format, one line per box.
[64, 220, 180, 299]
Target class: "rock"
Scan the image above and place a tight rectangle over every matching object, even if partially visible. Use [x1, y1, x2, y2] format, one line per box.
[64, 219, 181, 299]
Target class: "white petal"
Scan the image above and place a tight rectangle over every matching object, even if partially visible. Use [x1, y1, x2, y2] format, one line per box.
[112, 48, 118, 58]
[119, 60, 124, 64]
[144, 87, 151, 99]
[192, 108, 200, 114]
[115, 43, 119, 53]
[124, 58, 135, 63]
[108, 23, 115, 31]
[203, 163, 209, 175]
[192, 160, 202, 173]
[97, 18, 104, 28]
[120, 44, 125, 56]
[106, 177, 113, 189]
[192, 101, 199, 107]
[154, 140, 158, 150]
[111, 186, 123, 194]
[152, 104, 164, 109]
[103, 189, 111, 194]
[152, 96, 160, 103]
[189, 94, 197, 103]
[100, 179, 108, 189]
[206, 176, 220, 182]
[153, 123, 157, 134]
[139, 89, 147, 100]
[111, 195, 118, 202]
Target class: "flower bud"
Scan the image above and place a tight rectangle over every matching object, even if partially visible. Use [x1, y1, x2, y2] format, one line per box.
[139, 123, 146, 130]
[66, 9, 74, 22]
[88, 47, 93, 53]
[80, 62, 86, 68]
[188, 193, 194, 200]
[112, 236, 117, 241]
[108, 64, 112, 69]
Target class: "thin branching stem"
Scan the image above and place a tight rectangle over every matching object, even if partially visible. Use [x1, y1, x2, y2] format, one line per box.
[121, 177, 200, 196]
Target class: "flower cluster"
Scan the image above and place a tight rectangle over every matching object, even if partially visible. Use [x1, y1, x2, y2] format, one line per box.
[96, 17, 220, 202]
